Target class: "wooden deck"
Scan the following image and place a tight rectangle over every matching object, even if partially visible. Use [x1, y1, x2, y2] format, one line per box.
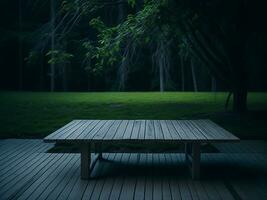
[0, 139, 267, 200]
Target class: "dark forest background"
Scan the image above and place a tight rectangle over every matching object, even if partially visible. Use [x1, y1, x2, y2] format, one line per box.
[1, 0, 267, 92]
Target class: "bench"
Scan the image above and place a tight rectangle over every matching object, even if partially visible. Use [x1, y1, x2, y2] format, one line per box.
[44, 119, 239, 180]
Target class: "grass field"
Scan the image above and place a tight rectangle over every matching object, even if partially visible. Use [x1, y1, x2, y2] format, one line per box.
[0, 92, 266, 139]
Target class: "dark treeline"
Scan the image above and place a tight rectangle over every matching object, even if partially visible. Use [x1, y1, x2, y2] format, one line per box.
[0, 0, 267, 92]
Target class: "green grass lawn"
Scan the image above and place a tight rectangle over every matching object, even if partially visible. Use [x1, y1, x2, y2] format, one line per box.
[0, 92, 266, 139]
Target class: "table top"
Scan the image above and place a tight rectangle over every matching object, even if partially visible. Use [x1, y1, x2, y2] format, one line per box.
[44, 119, 239, 143]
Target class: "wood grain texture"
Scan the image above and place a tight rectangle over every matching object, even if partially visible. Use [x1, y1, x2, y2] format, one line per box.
[44, 119, 240, 143]
[2, 140, 267, 200]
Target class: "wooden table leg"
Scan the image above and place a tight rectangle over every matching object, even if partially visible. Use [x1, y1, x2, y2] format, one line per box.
[81, 143, 91, 180]
[185, 142, 191, 163]
[98, 143, 103, 160]
[191, 143, 201, 180]
[95, 143, 103, 160]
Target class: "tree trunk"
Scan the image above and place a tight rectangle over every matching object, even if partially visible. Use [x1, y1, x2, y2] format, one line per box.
[180, 56, 185, 91]
[40, 53, 44, 90]
[233, 87, 247, 113]
[159, 64, 164, 92]
[62, 64, 68, 91]
[117, 4, 124, 23]
[191, 58, 198, 92]
[18, 0, 23, 91]
[211, 76, 216, 92]
[50, 0, 55, 92]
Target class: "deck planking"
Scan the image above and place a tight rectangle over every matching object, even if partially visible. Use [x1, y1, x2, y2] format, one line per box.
[0, 139, 267, 199]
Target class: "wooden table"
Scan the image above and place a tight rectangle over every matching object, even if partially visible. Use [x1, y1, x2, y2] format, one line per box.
[44, 119, 239, 180]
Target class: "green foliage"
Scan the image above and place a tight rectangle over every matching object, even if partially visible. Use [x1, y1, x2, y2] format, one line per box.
[60, 0, 99, 14]
[25, 51, 40, 65]
[46, 50, 73, 65]
[86, 0, 165, 73]
[61, 0, 74, 12]
[128, 0, 136, 8]
[89, 17, 106, 32]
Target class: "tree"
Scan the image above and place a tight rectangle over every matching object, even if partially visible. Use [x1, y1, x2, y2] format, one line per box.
[84, 0, 266, 112]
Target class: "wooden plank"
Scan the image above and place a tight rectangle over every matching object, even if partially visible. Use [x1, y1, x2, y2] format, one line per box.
[45, 161, 80, 200]
[83, 120, 109, 140]
[96, 156, 117, 200]
[0, 153, 58, 189]
[189, 120, 220, 140]
[119, 153, 138, 200]
[138, 120, 146, 139]
[227, 153, 267, 200]
[166, 153, 182, 200]
[0, 139, 18, 149]
[0, 140, 43, 170]
[119, 174, 138, 200]
[44, 120, 80, 140]
[103, 153, 125, 200]
[123, 120, 135, 139]
[165, 120, 182, 140]
[0, 140, 31, 160]
[0, 148, 46, 176]
[89, 169, 108, 199]
[144, 153, 153, 200]
[17, 154, 78, 200]
[92, 120, 115, 140]
[133, 154, 147, 200]
[75, 120, 101, 140]
[183, 120, 207, 140]
[67, 154, 104, 199]
[0, 154, 62, 199]
[62, 166, 88, 200]
[202, 120, 239, 140]
[103, 120, 122, 140]
[144, 120, 155, 140]
[204, 154, 235, 200]
[201, 180, 225, 200]
[205, 120, 239, 140]
[167, 121, 183, 140]
[185, 120, 212, 140]
[57, 169, 81, 200]
[177, 120, 200, 140]
[0, 143, 52, 182]
[213, 181, 235, 200]
[113, 120, 128, 140]
[130, 120, 141, 140]
[192, 180, 210, 200]
[154, 120, 164, 140]
[172, 120, 194, 140]
[56, 120, 88, 140]
[176, 154, 196, 200]
[153, 154, 163, 200]
[0, 140, 38, 162]
[67, 120, 94, 139]
[193, 120, 226, 140]
[159, 120, 173, 140]
[56, 154, 99, 200]
[160, 154, 172, 200]
[0, 140, 43, 162]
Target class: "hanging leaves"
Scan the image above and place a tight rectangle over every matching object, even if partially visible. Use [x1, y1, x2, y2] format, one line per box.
[46, 50, 73, 64]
